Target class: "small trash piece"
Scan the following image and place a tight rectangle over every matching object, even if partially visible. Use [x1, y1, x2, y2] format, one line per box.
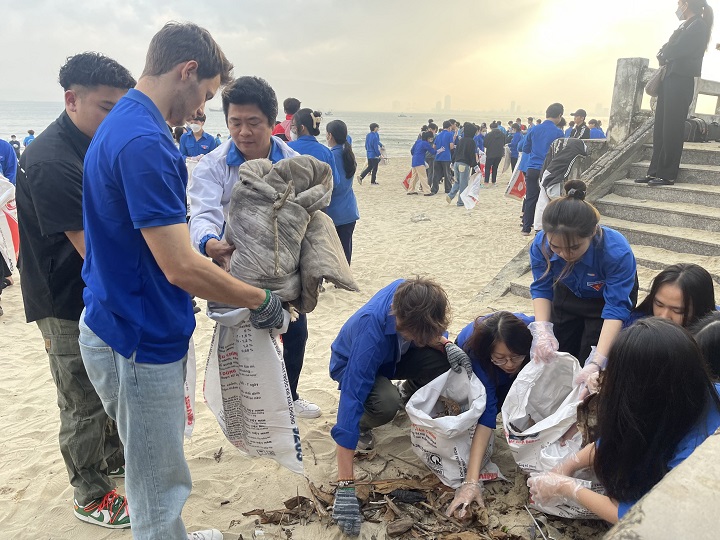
[388, 489, 427, 504]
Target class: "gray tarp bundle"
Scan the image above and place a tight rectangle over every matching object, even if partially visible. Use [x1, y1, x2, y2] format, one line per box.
[226, 155, 358, 313]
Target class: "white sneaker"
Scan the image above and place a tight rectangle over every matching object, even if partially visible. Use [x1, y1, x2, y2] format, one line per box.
[293, 398, 322, 419]
[188, 530, 223, 540]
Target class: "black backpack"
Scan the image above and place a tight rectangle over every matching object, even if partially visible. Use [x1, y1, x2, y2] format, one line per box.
[684, 117, 708, 142]
[707, 121, 720, 142]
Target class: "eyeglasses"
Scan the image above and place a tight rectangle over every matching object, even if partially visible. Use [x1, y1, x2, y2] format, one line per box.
[490, 353, 526, 366]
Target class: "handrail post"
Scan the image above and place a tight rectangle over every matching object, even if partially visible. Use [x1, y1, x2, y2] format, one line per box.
[607, 58, 649, 147]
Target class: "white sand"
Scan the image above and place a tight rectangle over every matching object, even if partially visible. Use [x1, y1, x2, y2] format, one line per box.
[0, 158, 606, 539]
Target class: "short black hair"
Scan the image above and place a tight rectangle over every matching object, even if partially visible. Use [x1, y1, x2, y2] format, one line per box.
[369, 122, 379, 131]
[222, 76, 278, 126]
[193, 113, 207, 122]
[421, 130, 434, 141]
[490, 121, 498, 129]
[546, 103, 564, 118]
[283, 97, 301, 115]
[442, 120, 452, 129]
[58, 52, 136, 91]
[428, 122, 438, 131]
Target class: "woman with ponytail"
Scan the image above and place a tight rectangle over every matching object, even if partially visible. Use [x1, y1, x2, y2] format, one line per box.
[528, 181, 638, 391]
[638, 0, 713, 186]
[326, 120, 360, 265]
[288, 107, 340, 180]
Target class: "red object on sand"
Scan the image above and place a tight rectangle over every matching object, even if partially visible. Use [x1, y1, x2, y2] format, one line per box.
[505, 170, 526, 201]
[402, 170, 411, 191]
[3, 199, 19, 260]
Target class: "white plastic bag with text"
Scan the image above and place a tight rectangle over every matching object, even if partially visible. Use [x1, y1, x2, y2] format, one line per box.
[183, 338, 197, 438]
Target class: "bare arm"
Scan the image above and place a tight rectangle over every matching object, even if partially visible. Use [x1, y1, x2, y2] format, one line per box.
[533, 298, 552, 322]
[574, 488, 619, 524]
[337, 445, 355, 480]
[65, 230, 85, 259]
[140, 223, 265, 308]
[595, 319, 623, 359]
[464, 424, 493, 481]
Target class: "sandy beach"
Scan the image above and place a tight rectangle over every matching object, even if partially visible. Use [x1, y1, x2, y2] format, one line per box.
[0, 157, 607, 539]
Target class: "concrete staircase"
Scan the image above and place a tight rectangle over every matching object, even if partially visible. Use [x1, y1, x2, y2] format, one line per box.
[490, 142, 720, 313]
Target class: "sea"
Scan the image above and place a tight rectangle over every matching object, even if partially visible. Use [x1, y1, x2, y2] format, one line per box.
[0, 101, 609, 159]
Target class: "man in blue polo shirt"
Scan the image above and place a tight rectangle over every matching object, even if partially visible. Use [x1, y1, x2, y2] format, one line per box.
[179, 113, 217, 158]
[521, 103, 564, 236]
[188, 75, 322, 420]
[430, 120, 455, 195]
[80, 23, 283, 540]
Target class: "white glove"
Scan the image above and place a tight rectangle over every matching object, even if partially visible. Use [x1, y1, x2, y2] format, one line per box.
[528, 321, 559, 364]
[446, 481, 484, 519]
[527, 472, 583, 507]
[575, 346, 607, 389]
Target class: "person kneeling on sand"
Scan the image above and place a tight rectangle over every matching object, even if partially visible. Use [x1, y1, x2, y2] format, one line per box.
[329, 278, 473, 536]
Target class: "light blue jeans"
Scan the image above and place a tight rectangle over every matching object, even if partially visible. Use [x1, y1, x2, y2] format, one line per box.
[79, 309, 191, 539]
[447, 162, 472, 205]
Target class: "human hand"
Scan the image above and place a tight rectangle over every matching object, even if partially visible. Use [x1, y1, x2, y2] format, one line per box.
[332, 486, 362, 536]
[575, 346, 607, 392]
[528, 321, 559, 364]
[205, 238, 235, 272]
[446, 481, 484, 519]
[249, 290, 285, 330]
[444, 342, 473, 376]
[527, 472, 583, 507]
[550, 450, 584, 477]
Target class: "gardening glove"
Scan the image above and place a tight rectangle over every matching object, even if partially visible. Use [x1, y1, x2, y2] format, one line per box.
[446, 481, 484, 519]
[332, 486, 362, 537]
[527, 472, 584, 507]
[445, 342, 473, 376]
[575, 346, 607, 394]
[249, 290, 285, 330]
[528, 321, 559, 364]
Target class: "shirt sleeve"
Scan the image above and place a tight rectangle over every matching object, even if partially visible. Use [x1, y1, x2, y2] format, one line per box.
[116, 135, 187, 229]
[179, 135, 189, 158]
[25, 160, 84, 236]
[1, 147, 17, 183]
[331, 315, 393, 450]
[600, 241, 637, 321]
[529, 233, 554, 300]
[188, 154, 229, 251]
[662, 20, 708, 62]
[522, 131, 532, 154]
[472, 362, 499, 429]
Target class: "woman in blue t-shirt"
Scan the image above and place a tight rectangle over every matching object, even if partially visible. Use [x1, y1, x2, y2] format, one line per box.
[528, 317, 720, 523]
[446, 311, 533, 518]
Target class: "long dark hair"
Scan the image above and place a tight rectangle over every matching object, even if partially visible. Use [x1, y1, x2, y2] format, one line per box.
[691, 311, 720, 380]
[327, 119, 357, 177]
[293, 108, 322, 136]
[463, 312, 532, 383]
[635, 263, 716, 327]
[687, 0, 714, 49]
[594, 318, 720, 503]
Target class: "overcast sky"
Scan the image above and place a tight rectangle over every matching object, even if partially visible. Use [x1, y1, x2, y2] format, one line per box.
[4, 0, 720, 114]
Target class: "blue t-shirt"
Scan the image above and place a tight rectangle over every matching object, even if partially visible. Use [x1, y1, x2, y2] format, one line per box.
[82, 88, 195, 364]
[434, 129, 454, 162]
[522, 119, 563, 170]
[326, 144, 360, 227]
[179, 130, 217, 158]
[530, 226, 637, 322]
[23, 135, 35, 146]
[617, 383, 720, 519]
[456, 313, 534, 429]
[410, 140, 435, 168]
[364, 131, 382, 158]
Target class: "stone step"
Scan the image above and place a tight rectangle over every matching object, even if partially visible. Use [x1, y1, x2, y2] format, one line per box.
[630, 244, 720, 284]
[485, 290, 534, 315]
[596, 193, 720, 232]
[601, 216, 720, 256]
[628, 162, 720, 186]
[612, 180, 720, 209]
[642, 143, 720, 166]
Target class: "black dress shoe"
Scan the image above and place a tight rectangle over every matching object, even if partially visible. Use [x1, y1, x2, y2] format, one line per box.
[634, 176, 654, 184]
[647, 177, 675, 186]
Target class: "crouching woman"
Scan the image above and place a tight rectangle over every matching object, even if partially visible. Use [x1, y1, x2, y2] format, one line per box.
[528, 317, 720, 523]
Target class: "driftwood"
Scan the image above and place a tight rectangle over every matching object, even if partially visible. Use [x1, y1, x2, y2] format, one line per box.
[387, 517, 415, 537]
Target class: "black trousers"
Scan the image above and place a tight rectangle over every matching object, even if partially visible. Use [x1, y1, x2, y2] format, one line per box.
[359, 158, 381, 183]
[648, 74, 695, 181]
[511, 156, 518, 171]
[551, 278, 638, 364]
[359, 346, 450, 430]
[522, 168, 541, 233]
[283, 313, 308, 402]
[484, 156, 502, 183]
[335, 221, 356, 265]
[432, 160, 453, 194]
[426, 156, 435, 183]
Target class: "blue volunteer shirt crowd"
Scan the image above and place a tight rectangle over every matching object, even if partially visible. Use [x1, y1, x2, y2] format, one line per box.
[179, 130, 217, 158]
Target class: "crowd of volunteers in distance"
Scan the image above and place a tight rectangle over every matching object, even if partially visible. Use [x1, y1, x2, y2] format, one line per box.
[3, 1, 718, 538]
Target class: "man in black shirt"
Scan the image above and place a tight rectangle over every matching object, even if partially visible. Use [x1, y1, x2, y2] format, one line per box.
[16, 53, 135, 529]
[9, 135, 21, 158]
[569, 109, 591, 139]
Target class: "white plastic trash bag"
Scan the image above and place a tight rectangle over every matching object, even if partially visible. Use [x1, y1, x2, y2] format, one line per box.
[0, 175, 18, 273]
[501, 352, 583, 473]
[183, 338, 197, 439]
[460, 172, 483, 210]
[203, 305, 303, 474]
[406, 369, 502, 488]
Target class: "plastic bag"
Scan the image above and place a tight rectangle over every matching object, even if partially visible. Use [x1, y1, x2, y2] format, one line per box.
[183, 338, 197, 438]
[504, 167, 526, 201]
[459, 172, 484, 210]
[0, 175, 18, 273]
[203, 305, 303, 474]
[406, 369, 503, 488]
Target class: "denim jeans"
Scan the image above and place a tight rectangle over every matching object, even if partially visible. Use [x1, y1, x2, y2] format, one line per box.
[79, 310, 191, 539]
[447, 162, 471, 205]
[36, 317, 122, 505]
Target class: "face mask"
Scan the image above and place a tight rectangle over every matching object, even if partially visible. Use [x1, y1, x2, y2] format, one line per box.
[676, 4, 686, 20]
[290, 130, 298, 141]
[189, 123, 202, 133]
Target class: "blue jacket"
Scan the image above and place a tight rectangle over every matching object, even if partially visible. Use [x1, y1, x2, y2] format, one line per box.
[434, 129, 454, 162]
[23, 135, 35, 146]
[590, 127, 606, 139]
[0, 139, 18, 184]
[522, 120, 564, 170]
[364, 131, 383, 159]
[330, 280, 407, 449]
[497, 125, 507, 136]
[326, 144, 360, 226]
[410, 140, 436, 168]
[456, 312, 535, 430]
[564, 127, 573, 137]
[473, 133, 485, 153]
[287, 134, 339, 181]
[508, 132, 523, 158]
[517, 134, 531, 173]
[179, 131, 217, 158]
[530, 226, 637, 322]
